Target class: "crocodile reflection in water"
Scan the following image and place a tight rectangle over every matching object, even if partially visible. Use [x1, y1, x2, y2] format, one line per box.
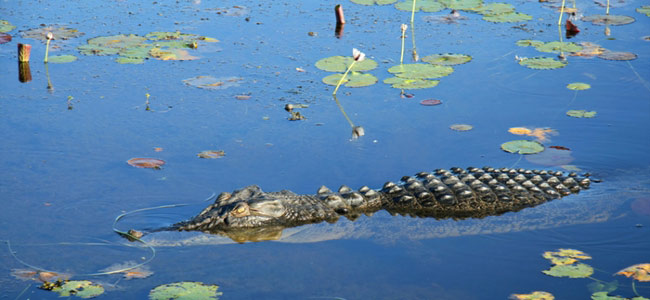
[166, 167, 594, 241]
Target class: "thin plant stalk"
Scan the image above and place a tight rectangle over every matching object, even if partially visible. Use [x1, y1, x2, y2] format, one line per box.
[332, 61, 356, 95]
[606, 0, 610, 15]
[44, 32, 53, 63]
[411, 22, 418, 62]
[410, 0, 417, 24]
[557, 25, 565, 59]
[400, 25, 407, 64]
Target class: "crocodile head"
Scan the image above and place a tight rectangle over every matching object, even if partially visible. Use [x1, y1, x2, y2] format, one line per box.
[177, 185, 337, 232]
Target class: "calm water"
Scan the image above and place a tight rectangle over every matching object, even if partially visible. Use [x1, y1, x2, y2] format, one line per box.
[1, 0, 649, 299]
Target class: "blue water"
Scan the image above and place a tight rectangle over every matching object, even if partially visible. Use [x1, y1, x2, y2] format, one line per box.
[1, 0, 649, 299]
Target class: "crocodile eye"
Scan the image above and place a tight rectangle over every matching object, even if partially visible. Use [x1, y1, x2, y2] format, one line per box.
[231, 203, 250, 217]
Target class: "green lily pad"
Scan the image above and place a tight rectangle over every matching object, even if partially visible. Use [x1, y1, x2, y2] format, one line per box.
[383, 77, 440, 89]
[542, 263, 593, 278]
[52, 280, 104, 298]
[535, 41, 583, 53]
[450, 124, 473, 131]
[567, 82, 591, 90]
[587, 280, 619, 294]
[323, 72, 378, 87]
[315, 56, 378, 72]
[116, 57, 145, 64]
[0, 20, 16, 33]
[421, 53, 472, 66]
[638, 6, 650, 17]
[149, 281, 222, 300]
[582, 14, 635, 25]
[352, 0, 398, 5]
[519, 57, 568, 70]
[483, 12, 532, 22]
[516, 40, 545, 47]
[183, 76, 243, 90]
[566, 110, 597, 118]
[598, 50, 637, 61]
[501, 140, 544, 154]
[146, 31, 201, 41]
[510, 291, 555, 300]
[469, 3, 515, 15]
[150, 47, 199, 61]
[438, 0, 483, 10]
[387, 63, 454, 79]
[395, 0, 445, 12]
[21, 25, 84, 41]
[48, 55, 78, 63]
[78, 34, 148, 56]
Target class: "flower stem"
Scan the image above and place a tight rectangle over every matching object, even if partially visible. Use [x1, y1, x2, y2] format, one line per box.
[558, 0, 565, 26]
[44, 39, 51, 63]
[400, 31, 406, 64]
[410, 0, 417, 24]
[332, 61, 356, 95]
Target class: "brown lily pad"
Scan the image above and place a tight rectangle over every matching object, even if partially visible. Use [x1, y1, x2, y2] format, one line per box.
[420, 99, 442, 106]
[127, 158, 165, 169]
[598, 50, 637, 61]
[582, 14, 635, 25]
[0, 33, 11, 44]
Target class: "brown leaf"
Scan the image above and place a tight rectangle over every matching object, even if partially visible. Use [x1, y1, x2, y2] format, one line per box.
[616, 264, 650, 282]
[127, 158, 165, 169]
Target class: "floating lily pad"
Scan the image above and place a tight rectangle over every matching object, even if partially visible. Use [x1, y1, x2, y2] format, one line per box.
[100, 261, 153, 280]
[322, 72, 378, 87]
[567, 82, 591, 90]
[116, 57, 145, 64]
[127, 158, 165, 169]
[483, 12, 532, 22]
[183, 76, 243, 90]
[509, 291, 555, 300]
[78, 34, 148, 56]
[535, 41, 583, 53]
[582, 14, 635, 25]
[420, 99, 442, 106]
[438, 0, 483, 10]
[450, 124, 473, 131]
[590, 291, 629, 300]
[571, 42, 606, 58]
[395, 0, 445, 12]
[0, 33, 11, 44]
[383, 77, 440, 89]
[566, 110, 597, 118]
[22, 25, 84, 41]
[388, 63, 454, 79]
[149, 282, 222, 300]
[598, 50, 637, 61]
[197, 150, 226, 159]
[48, 280, 104, 298]
[516, 39, 545, 47]
[542, 249, 592, 266]
[638, 6, 650, 17]
[48, 55, 78, 63]
[0, 20, 15, 33]
[421, 53, 472, 65]
[616, 264, 650, 282]
[519, 57, 567, 70]
[543, 263, 594, 278]
[352, 0, 398, 5]
[501, 140, 544, 154]
[150, 47, 199, 61]
[315, 56, 378, 72]
[469, 3, 515, 15]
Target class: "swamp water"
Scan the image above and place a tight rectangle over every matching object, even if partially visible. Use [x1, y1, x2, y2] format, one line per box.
[0, 0, 649, 299]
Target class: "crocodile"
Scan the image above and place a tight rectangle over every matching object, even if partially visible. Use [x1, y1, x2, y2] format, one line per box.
[171, 167, 594, 236]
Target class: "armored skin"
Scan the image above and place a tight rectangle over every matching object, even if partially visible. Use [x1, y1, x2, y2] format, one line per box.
[172, 167, 593, 233]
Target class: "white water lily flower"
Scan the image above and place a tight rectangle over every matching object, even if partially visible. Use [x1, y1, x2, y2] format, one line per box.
[400, 24, 408, 32]
[352, 48, 365, 62]
[46, 32, 53, 40]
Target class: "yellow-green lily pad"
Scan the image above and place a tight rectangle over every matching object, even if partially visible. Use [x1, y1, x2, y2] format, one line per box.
[51, 280, 104, 298]
[516, 40, 545, 47]
[149, 281, 222, 300]
[21, 25, 84, 41]
[582, 14, 635, 25]
[510, 291, 555, 300]
[323, 72, 378, 87]
[638, 6, 650, 17]
[567, 82, 591, 90]
[421, 53, 472, 66]
[483, 12, 532, 22]
[395, 0, 445, 12]
[388, 63, 454, 79]
[450, 124, 473, 131]
[501, 140, 544, 154]
[535, 41, 583, 53]
[383, 77, 440, 89]
[315, 56, 378, 72]
[78, 34, 147, 56]
[352, 0, 398, 5]
[0, 20, 16, 33]
[542, 263, 594, 278]
[590, 292, 627, 300]
[116, 57, 145, 64]
[150, 47, 199, 61]
[566, 110, 597, 118]
[519, 57, 568, 70]
[469, 3, 515, 15]
[48, 55, 78, 63]
[438, 0, 483, 10]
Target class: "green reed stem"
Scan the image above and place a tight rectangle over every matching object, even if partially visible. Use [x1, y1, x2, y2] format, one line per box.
[332, 61, 356, 95]
[411, 0, 417, 24]
[400, 31, 406, 64]
[44, 39, 51, 63]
